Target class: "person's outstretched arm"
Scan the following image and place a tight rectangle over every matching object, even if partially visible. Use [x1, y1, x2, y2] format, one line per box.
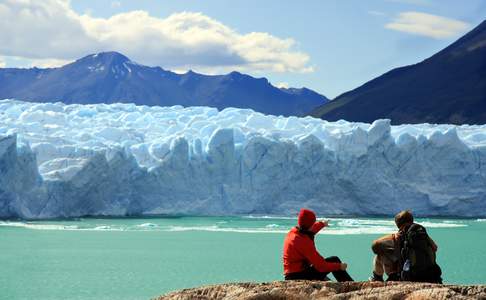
[309, 220, 328, 234]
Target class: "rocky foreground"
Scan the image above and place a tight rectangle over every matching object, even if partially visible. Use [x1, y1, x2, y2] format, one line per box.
[156, 281, 486, 300]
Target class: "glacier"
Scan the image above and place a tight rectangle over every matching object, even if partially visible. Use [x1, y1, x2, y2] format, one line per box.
[1, 99, 486, 219]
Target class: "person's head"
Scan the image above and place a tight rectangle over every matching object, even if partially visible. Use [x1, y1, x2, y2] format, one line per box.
[395, 210, 414, 229]
[298, 208, 316, 230]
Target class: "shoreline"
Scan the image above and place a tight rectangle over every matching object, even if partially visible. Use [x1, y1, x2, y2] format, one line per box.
[1, 213, 485, 222]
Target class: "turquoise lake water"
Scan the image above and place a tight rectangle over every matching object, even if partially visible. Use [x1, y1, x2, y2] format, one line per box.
[1, 216, 485, 300]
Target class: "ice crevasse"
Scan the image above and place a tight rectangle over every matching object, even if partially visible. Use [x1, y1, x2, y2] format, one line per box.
[1, 99, 486, 219]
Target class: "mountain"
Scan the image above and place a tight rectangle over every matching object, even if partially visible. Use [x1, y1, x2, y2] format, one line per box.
[0, 52, 328, 116]
[311, 20, 486, 125]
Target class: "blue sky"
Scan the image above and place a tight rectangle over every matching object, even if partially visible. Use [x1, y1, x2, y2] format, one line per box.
[0, 0, 485, 98]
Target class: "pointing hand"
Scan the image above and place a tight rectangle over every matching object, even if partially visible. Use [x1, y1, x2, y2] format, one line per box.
[318, 220, 329, 227]
[340, 263, 348, 271]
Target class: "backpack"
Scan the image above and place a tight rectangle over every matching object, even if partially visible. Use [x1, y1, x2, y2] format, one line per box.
[399, 223, 442, 283]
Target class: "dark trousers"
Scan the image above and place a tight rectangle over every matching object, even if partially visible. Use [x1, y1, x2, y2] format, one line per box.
[284, 256, 354, 282]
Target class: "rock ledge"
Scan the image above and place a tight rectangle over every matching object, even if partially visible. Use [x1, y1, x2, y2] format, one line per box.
[156, 281, 486, 300]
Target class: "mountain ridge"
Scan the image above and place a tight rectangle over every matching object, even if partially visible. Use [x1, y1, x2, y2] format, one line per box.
[311, 19, 486, 125]
[0, 51, 328, 116]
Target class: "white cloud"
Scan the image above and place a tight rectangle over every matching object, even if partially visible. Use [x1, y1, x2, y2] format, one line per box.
[275, 82, 289, 89]
[30, 58, 72, 68]
[0, 57, 5, 68]
[0, 0, 311, 73]
[386, 12, 469, 39]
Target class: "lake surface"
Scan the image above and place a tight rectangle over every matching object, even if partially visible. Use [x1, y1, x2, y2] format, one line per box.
[1, 216, 485, 300]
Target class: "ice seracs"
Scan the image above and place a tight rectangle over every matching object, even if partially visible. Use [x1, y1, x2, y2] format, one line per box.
[1, 99, 486, 219]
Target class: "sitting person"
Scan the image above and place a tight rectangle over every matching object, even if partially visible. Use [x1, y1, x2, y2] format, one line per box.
[370, 233, 401, 281]
[283, 208, 353, 282]
[370, 210, 442, 283]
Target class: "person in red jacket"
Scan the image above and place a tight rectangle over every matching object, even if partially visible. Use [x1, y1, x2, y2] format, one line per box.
[283, 208, 353, 281]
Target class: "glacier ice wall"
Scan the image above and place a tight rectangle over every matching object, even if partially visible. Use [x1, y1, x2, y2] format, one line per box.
[1, 99, 486, 219]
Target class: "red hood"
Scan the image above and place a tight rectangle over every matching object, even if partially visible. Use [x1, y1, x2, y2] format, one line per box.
[298, 208, 316, 229]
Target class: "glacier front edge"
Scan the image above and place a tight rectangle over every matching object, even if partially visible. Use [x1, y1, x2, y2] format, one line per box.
[1, 99, 486, 219]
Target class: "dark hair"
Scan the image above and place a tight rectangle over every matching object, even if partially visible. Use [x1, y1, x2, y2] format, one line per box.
[395, 210, 414, 229]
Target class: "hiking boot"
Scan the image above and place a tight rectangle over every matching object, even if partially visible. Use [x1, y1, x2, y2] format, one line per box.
[386, 273, 400, 281]
[369, 272, 384, 282]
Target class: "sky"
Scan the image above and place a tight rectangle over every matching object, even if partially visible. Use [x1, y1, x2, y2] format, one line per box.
[0, 0, 485, 98]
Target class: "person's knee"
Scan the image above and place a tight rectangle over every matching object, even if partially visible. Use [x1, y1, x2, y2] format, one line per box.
[371, 240, 381, 254]
[326, 256, 341, 263]
[372, 234, 394, 252]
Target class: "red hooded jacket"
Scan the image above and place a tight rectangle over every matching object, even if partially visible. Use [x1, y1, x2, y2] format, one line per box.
[282, 210, 342, 275]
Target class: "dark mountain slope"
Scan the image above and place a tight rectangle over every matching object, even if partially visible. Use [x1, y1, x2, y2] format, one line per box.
[311, 20, 486, 125]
